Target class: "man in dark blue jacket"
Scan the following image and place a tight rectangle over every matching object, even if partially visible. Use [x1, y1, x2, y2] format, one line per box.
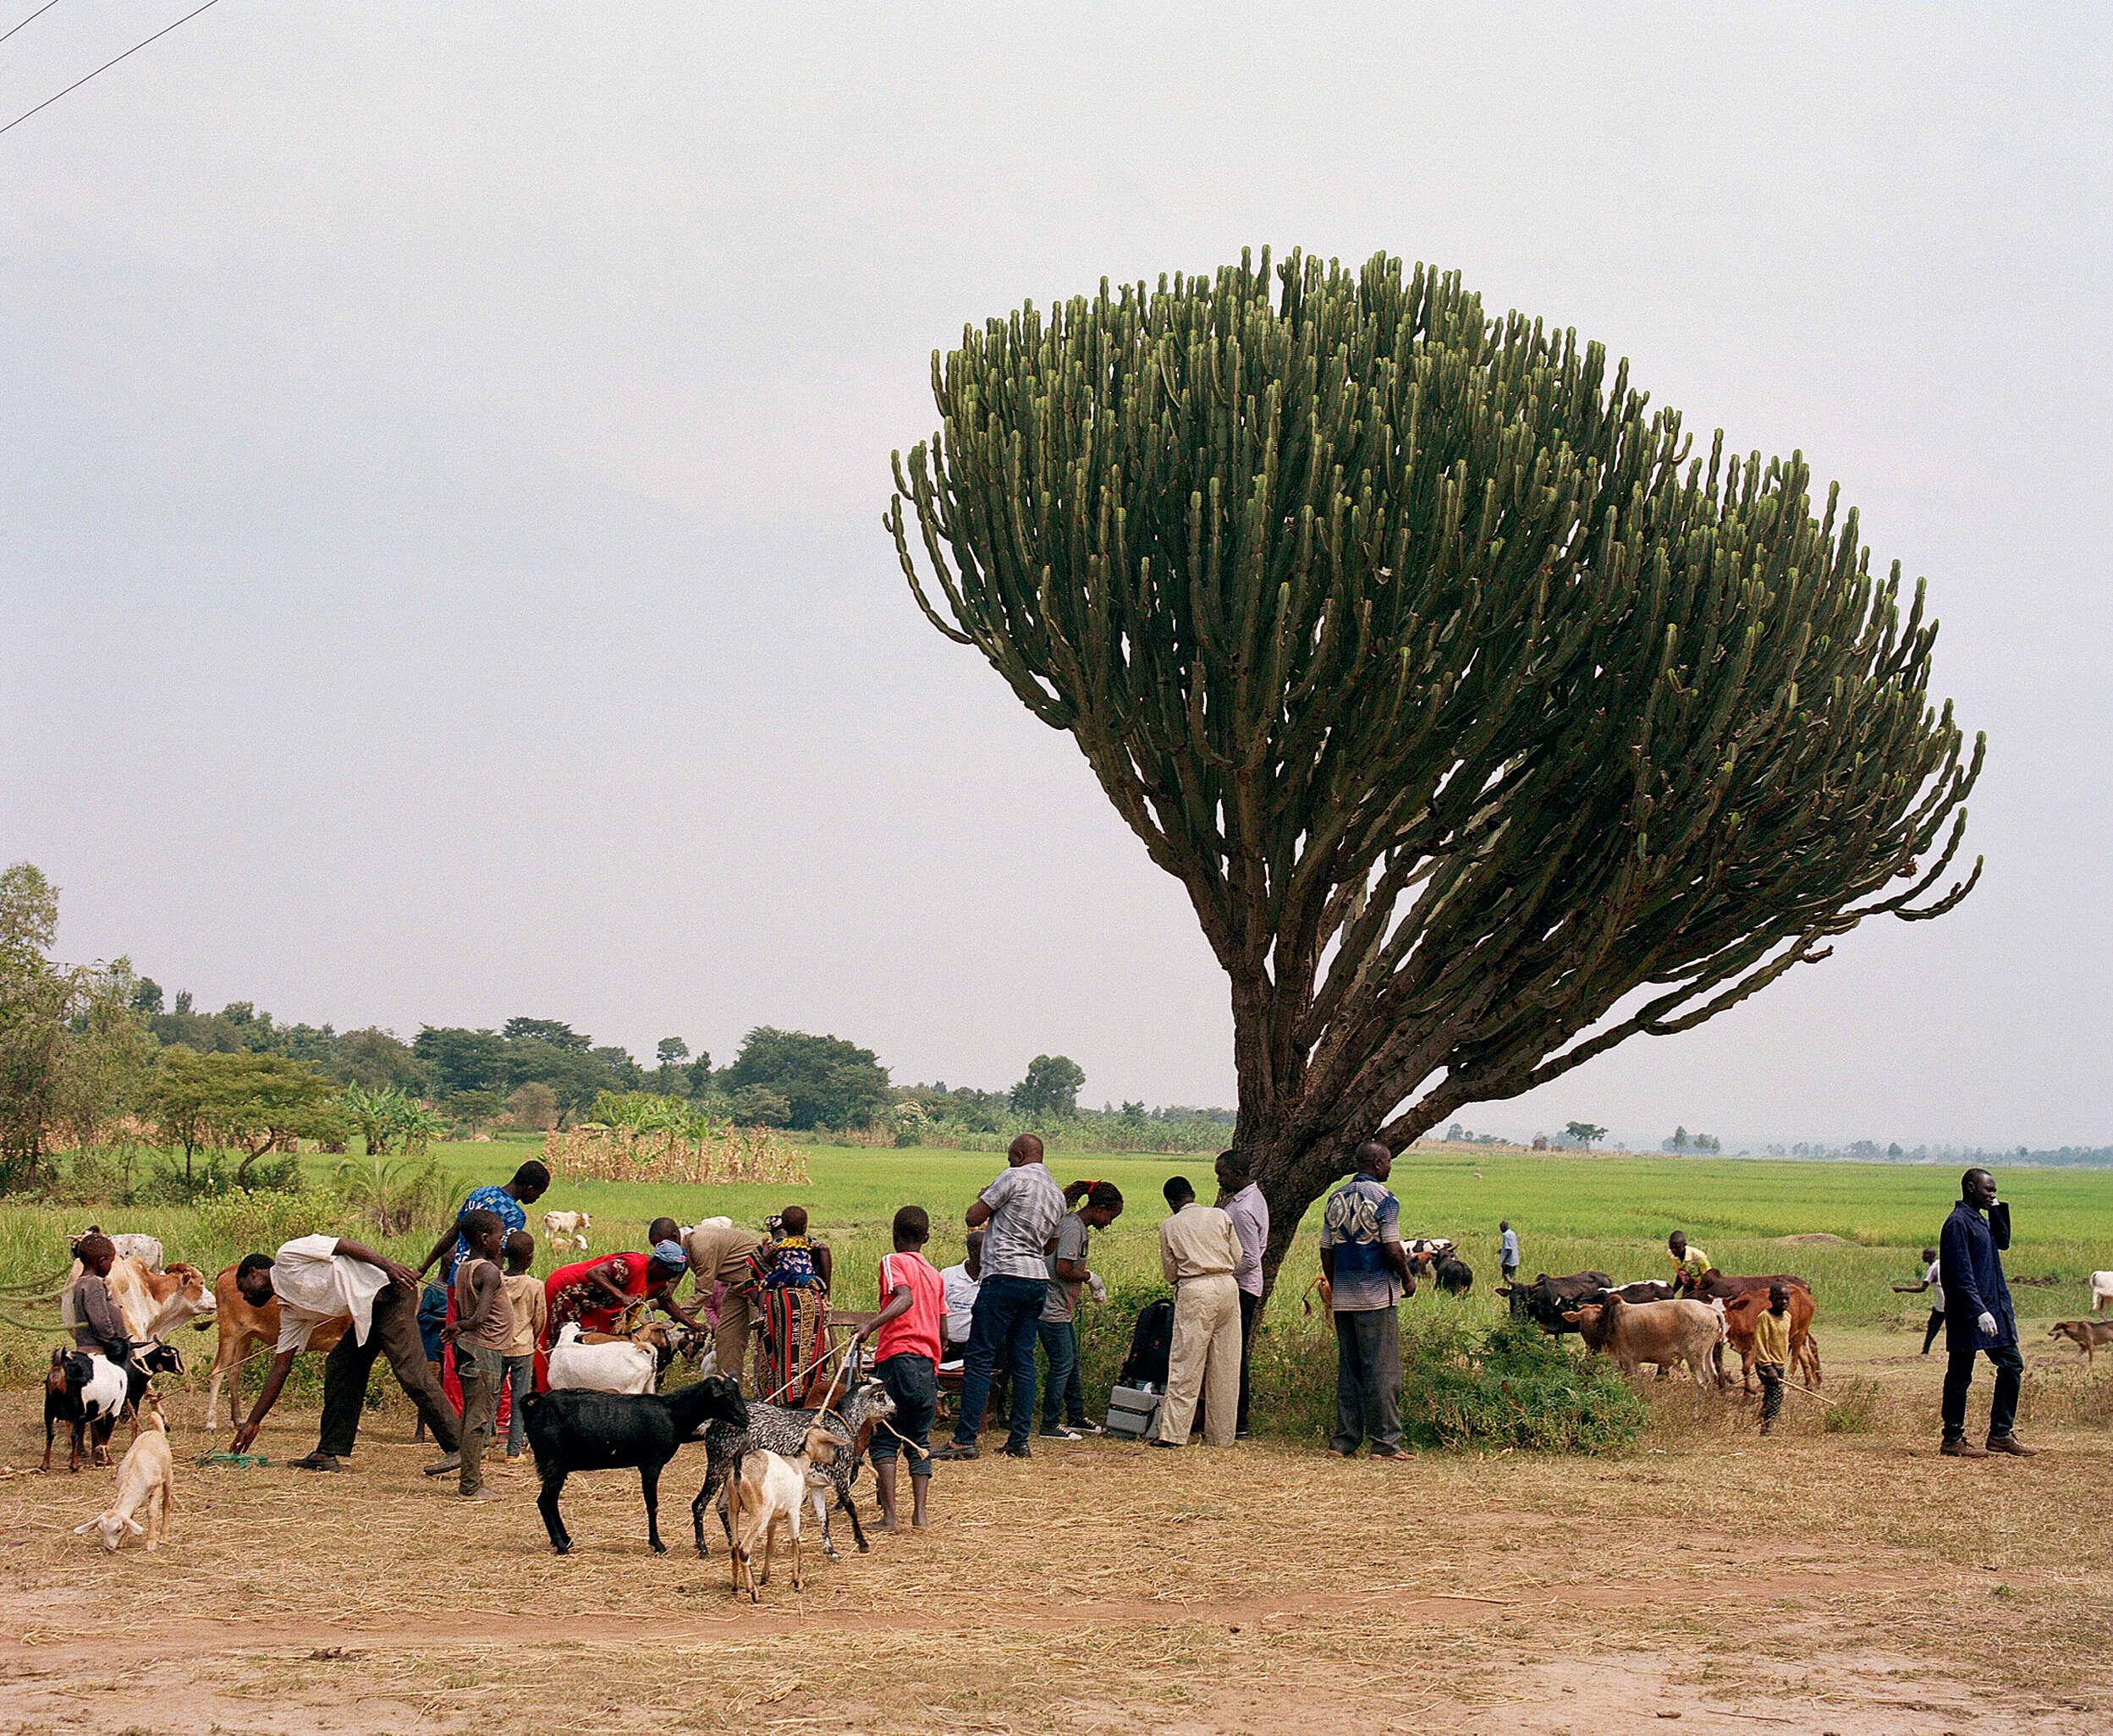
[1937, 1167, 2035, 1459]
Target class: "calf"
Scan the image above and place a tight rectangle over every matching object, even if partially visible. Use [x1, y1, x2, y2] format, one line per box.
[1564, 1296, 1725, 1393]
[72, 1393, 174, 1552]
[42, 1341, 184, 1473]
[728, 1427, 845, 1601]
[543, 1210, 593, 1253]
[2088, 1272, 2113, 1315]
[1718, 1288, 1822, 1396]
[1431, 1254, 1474, 1294]
[200, 1261, 349, 1431]
[523, 1374, 746, 1555]
[2049, 1318, 2113, 1365]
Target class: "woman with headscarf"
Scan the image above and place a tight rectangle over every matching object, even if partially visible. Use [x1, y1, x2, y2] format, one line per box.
[542, 1239, 702, 1356]
[747, 1206, 832, 1403]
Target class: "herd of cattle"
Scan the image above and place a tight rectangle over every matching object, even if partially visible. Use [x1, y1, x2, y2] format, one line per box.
[1499, 1268, 1822, 1397]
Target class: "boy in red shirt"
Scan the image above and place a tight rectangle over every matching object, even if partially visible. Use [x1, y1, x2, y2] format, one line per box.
[853, 1205, 947, 1532]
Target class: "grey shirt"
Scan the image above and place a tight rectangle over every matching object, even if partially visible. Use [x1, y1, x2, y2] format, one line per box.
[977, 1162, 1065, 1281]
[1223, 1183, 1269, 1298]
[1042, 1212, 1092, 1322]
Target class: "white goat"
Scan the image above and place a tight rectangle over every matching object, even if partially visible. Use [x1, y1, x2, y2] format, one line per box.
[543, 1210, 593, 1253]
[547, 1320, 678, 1395]
[2090, 1271, 2113, 1314]
[73, 1393, 174, 1552]
[729, 1427, 844, 1601]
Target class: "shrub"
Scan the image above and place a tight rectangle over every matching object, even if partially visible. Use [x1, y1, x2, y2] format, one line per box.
[1074, 1282, 1643, 1453]
[1400, 1317, 1647, 1453]
[191, 1187, 343, 1255]
[131, 1149, 303, 1205]
[1819, 1375, 1882, 1434]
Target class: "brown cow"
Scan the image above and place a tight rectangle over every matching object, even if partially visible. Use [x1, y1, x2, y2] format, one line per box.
[2048, 1319, 2113, 1365]
[1562, 1296, 1725, 1393]
[199, 1262, 349, 1431]
[1719, 1287, 1822, 1397]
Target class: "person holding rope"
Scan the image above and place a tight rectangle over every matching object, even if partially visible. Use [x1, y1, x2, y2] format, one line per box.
[850, 1205, 948, 1531]
[1753, 1282, 1792, 1436]
[229, 1234, 460, 1473]
[542, 1243, 701, 1352]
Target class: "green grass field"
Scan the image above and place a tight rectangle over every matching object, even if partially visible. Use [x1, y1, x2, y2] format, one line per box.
[6, 1139, 2107, 1391]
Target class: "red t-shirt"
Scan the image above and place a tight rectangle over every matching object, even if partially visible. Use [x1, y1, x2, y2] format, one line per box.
[874, 1250, 945, 1368]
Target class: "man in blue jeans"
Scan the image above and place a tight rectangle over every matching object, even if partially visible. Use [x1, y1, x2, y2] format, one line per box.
[933, 1133, 1064, 1461]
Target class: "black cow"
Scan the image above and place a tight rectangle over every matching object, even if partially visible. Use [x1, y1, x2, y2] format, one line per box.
[1499, 1271, 1617, 1335]
[1432, 1254, 1474, 1295]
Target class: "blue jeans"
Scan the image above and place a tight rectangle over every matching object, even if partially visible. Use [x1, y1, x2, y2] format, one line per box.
[952, 1272, 1047, 1451]
[1037, 1317, 1083, 1430]
[502, 1354, 535, 1453]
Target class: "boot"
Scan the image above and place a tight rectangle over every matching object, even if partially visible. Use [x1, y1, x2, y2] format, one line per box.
[1986, 1434, 2037, 1457]
[1941, 1437, 1989, 1459]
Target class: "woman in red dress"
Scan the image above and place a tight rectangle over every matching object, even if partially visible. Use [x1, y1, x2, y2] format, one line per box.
[539, 1243, 702, 1382]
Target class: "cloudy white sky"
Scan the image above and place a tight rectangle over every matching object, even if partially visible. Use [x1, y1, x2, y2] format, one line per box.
[4, 4, 2107, 1148]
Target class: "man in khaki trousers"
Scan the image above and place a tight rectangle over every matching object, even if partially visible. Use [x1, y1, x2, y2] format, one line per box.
[1152, 1175, 1245, 1449]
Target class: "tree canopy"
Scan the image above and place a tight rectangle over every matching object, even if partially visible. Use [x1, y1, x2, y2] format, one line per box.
[890, 248, 1982, 1275]
[724, 1026, 893, 1130]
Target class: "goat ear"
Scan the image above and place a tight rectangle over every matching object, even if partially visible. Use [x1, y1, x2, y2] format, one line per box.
[126, 1518, 146, 1535]
[71, 1519, 98, 1535]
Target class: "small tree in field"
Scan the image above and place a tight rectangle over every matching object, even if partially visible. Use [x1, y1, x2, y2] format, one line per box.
[1564, 1121, 1609, 1150]
[890, 250, 1981, 1281]
[1010, 1053, 1087, 1118]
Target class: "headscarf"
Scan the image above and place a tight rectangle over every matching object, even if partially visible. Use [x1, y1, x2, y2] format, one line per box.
[649, 1239, 689, 1272]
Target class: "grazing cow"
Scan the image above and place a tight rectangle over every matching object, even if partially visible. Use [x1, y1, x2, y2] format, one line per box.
[2089, 1272, 2113, 1314]
[42, 1341, 184, 1473]
[1431, 1254, 1474, 1294]
[2049, 1319, 2113, 1364]
[1563, 1296, 1725, 1392]
[543, 1210, 593, 1253]
[1718, 1287, 1822, 1395]
[1500, 1272, 1617, 1336]
[199, 1261, 349, 1431]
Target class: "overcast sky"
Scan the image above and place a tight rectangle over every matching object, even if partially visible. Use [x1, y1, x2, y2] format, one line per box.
[3, 5, 2107, 1149]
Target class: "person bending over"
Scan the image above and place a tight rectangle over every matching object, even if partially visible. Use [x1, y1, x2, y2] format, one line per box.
[230, 1235, 460, 1474]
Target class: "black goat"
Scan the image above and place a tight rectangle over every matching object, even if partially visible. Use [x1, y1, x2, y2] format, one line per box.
[41, 1341, 184, 1474]
[523, 1374, 746, 1555]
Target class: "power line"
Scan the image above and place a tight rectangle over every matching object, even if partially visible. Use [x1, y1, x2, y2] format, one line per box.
[0, 0, 223, 139]
[1, 0, 65, 48]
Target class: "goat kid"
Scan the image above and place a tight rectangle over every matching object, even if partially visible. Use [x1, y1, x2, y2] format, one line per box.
[728, 1427, 844, 1601]
[693, 1376, 896, 1563]
[73, 1393, 174, 1552]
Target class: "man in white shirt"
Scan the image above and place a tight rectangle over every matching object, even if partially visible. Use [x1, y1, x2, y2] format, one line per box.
[229, 1234, 462, 1474]
[939, 1229, 985, 1361]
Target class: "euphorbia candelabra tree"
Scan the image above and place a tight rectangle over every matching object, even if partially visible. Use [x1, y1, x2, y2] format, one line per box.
[887, 250, 1981, 1282]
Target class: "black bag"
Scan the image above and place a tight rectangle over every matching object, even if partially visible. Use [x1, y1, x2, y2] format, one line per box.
[1120, 1297, 1174, 1387]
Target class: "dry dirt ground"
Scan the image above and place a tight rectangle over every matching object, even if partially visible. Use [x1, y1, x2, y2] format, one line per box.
[3, 1343, 2109, 1736]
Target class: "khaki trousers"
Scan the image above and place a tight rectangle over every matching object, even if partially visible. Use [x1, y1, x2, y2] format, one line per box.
[1156, 1272, 1241, 1447]
[713, 1302, 753, 1393]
